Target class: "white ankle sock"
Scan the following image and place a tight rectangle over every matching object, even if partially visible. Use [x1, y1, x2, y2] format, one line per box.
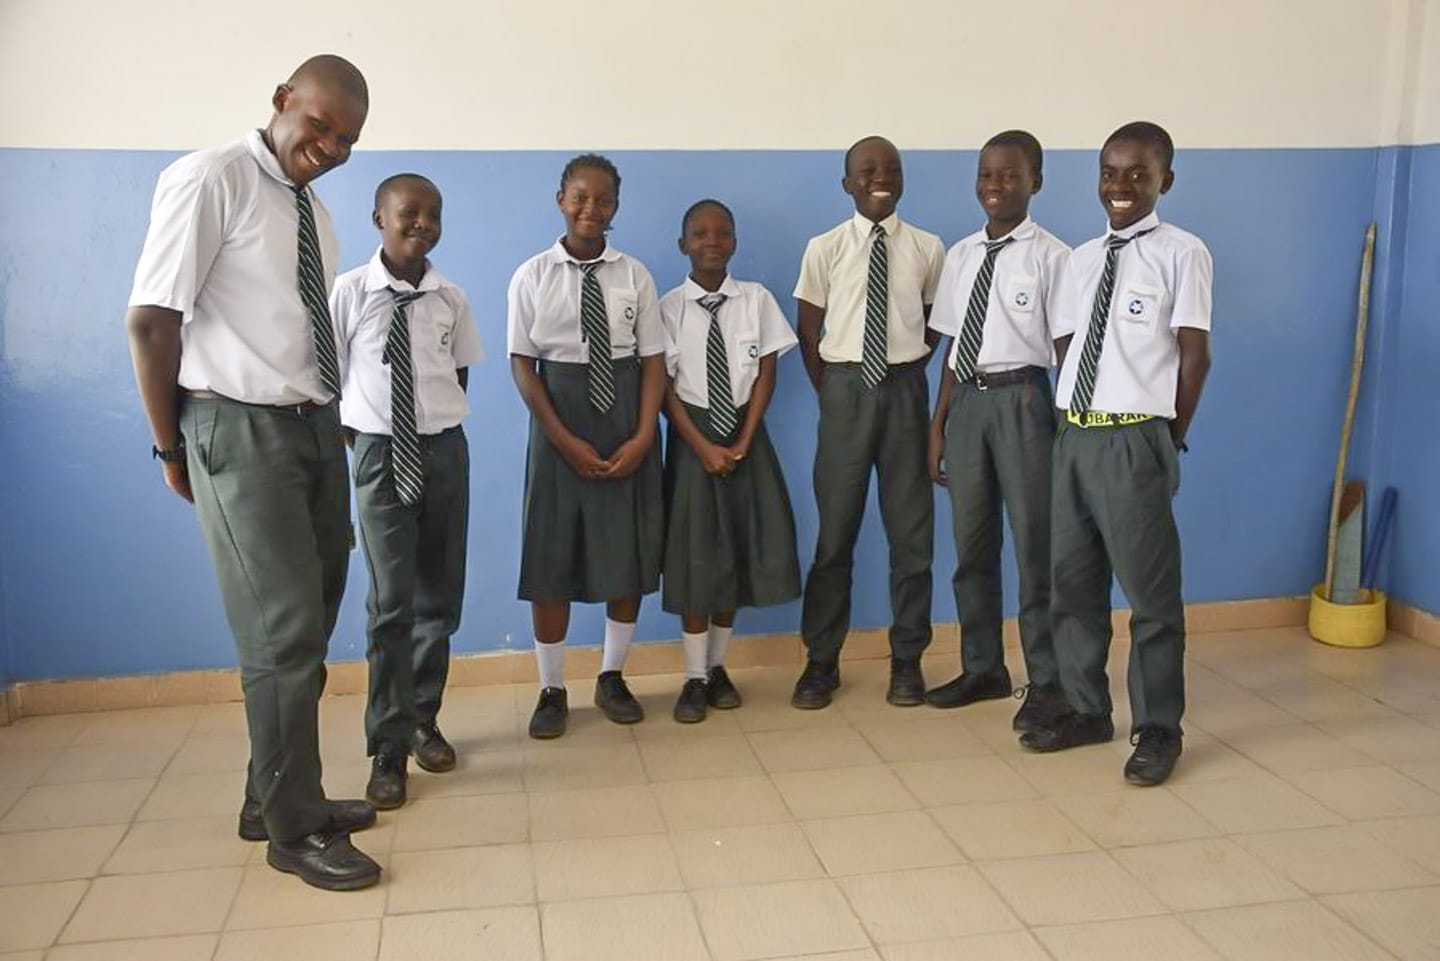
[535, 638, 565, 689]
[682, 631, 708, 680]
[601, 618, 635, 674]
[707, 624, 733, 669]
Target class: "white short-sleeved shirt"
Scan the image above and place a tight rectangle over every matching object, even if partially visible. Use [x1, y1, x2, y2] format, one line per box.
[1053, 213, 1214, 418]
[660, 276, 799, 409]
[128, 129, 341, 406]
[506, 240, 663, 362]
[793, 212, 946, 364]
[332, 249, 485, 436]
[928, 218, 1070, 373]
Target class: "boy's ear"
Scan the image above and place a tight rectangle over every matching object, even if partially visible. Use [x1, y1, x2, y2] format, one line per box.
[1032, 171, 1044, 195]
[1160, 168, 1175, 195]
[676, 235, 688, 255]
[555, 189, 565, 209]
[271, 83, 292, 114]
[371, 208, 383, 230]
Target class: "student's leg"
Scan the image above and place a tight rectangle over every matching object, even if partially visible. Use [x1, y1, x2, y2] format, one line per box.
[1097, 421, 1186, 734]
[352, 434, 422, 760]
[184, 401, 337, 843]
[597, 596, 644, 723]
[991, 377, 1058, 688]
[801, 365, 879, 664]
[1048, 423, 1115, 721]
[943, 385, 1005, 676]
[529, 601, 570, 739]
[411, 431, 469, 729]
[875, 365, 935, 663]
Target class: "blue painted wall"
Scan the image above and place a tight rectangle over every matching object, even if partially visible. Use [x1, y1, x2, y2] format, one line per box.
[0, 146, 1403, 681]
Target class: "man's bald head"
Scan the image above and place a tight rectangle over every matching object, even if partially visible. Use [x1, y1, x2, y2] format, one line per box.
[288, 54, 369, 108]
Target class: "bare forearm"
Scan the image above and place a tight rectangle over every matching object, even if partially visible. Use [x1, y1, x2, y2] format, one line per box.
[738, 356, 777, 448]
[797, 301, 825, 392]
[931, 361, 956, 438]
[1172, 330, 1212, 446]
[635, 354, 665, 443]
[1053, 335, 1073, 373]
[126, 306, 184, 448]
[510, 355, 578, 449]
[664, 384, 712, 456]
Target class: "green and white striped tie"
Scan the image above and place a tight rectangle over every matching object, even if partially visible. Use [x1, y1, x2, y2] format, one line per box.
[294, 185, 340, 399]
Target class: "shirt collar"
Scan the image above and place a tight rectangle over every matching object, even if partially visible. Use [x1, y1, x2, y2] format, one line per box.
[245, 129, 298, 189]
[362, 247, 448, 294]
[851, 210, 900, 239]
[1107, 211, 1161, 241]
[682, 275, 742, 301]
[545, 237, 623, 267]
[965, 216, 1036, 247]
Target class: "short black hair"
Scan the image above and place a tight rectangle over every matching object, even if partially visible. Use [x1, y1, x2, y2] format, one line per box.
[843, 135, 895, 176]
[681, 198, 735, 234]
[560, 153, 622, 195]
[1104, 121, 1175, 170]
[982, 130, 1043, 177]
[373, 172, 440, 210]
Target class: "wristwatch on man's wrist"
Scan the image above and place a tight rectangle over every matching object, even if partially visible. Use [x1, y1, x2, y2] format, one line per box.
[152, 441, 186, 463]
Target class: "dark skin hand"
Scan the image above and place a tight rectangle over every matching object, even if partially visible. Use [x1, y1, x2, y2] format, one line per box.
[511, 354, 609, 477]
[927, 349, 957, 486]
[126, 305, 191, 502]
[798, 302, 937, 392]
[601, 353, 665, 480]
[665, 354, 778, 477]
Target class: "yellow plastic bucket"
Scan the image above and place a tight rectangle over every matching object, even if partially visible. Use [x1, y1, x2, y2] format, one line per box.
[1308, 584, 1387, 648]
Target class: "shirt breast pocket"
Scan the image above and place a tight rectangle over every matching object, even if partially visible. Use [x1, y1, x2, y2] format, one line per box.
[1118, 282, 1163, 327]
[605, 288, 639, 342]
[738, 337, 760, 369]
[1003, 275, 1039, 315]
[432, 306, 457, 353]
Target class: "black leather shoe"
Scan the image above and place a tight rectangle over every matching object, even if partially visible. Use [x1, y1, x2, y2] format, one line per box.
[413, 722, 457, 773]
[706, 666, 742, 709]
[790, 660, 840, 710]
[237, 798, 377, 842]
[925, 666, 1012, 709]
[365, 750, 408, 810]
[673, 678, 709, 723]
[1125, 727, 1183, 786]
[887, 658, 926, 706]
[594, 671, 645, 724]
[1012, 683, 1069, 733]
[529, 686, 569, 739]
[1019, 712, 1115, 752]
[267, 831, 381, 891]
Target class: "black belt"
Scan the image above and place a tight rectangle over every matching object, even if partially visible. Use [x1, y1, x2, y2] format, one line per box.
[960, 365, 1046, 391]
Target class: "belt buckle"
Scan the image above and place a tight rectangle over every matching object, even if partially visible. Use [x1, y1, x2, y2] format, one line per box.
[974, 371, 989, 392]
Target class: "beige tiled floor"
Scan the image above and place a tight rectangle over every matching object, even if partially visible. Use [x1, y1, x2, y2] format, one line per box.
[2, 626, 1440, 959]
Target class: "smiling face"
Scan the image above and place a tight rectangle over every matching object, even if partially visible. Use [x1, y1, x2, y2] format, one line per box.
[556, 165, 619, 250]
[975, 143, 1039, 231]
[375, 178, 442, 268]
[265, 77, 367, 187]
[679, 203, 737, 277]
[843, 138, 904, 222]
[1098, 137, 1173, 230]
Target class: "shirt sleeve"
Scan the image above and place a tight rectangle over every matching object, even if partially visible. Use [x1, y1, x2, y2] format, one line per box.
[449, 289, 485, 367]
[755, 286, 799, 359]
[659, 293, 683, 378]
[328, 275, 357, 377]
[926, 247, 963, 336]
[127, 159, 227, 316]
[506, 261, 541, 358]
[1169, 243, 1214, 331]
[921, 234, 946, 306]
[1040, 240, 1071, 342]
[1050, 255, 1082, 339]
[633, 264, 665, 357]
[792, 237, 829, 309]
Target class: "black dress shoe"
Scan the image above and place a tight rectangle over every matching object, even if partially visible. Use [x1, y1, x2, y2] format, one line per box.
[925, 666, 1012, 709]
[790, 660, 840, 710]
[673, 678, 709, 723]
[413, 721, 457, 773]
[706, 666, 742, 709]
[365, 750, 408, 810]
[1012, 683, 1069, 733]
[529, 686, 569, 739]
[1124, 726, 1183, 786]
[1019, 712, 1115, 752]
[887, 658, 926, 706]
[594, 671, 645, 724]
[267, 831, 381, 891]
[237, 798, 378, 842]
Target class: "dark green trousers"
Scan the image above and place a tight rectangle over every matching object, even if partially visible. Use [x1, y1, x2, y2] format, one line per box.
[1050, 417, 1185, 733]
[801, 361, 933, 663]
[182, 397, 349, 842]
[353, 429, 469, 756]
[944, 370, 1057, 686]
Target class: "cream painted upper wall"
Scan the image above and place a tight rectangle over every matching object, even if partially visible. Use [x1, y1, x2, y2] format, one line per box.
[0, 0, 1423, 149]
[1406, 0, 1440, 141]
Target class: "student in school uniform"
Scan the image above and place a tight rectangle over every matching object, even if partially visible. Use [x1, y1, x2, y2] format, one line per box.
[507, 153, 666, 739]
[1020, 121, 1213, 787]
[124, 55, 380, 890]
[659, 199, 802, 722]
[331, 173, 482, 809]
[791, 135, 947, 710]
[925, 131, 1071, 733]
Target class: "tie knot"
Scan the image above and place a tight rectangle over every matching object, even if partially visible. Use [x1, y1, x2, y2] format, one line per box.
[699, 293, 726, 316]
[985, 237, 1012, 256]
[388, 286, 424, 307]
[579, 261, 602, 279]
[871, 223, 886, 239]
[1107, 227, 1153, 251]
